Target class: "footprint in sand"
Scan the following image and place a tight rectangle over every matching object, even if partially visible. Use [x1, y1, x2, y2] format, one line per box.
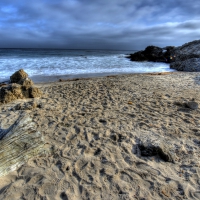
[120, 171, 133, 183]
[136, 162, 160, 176]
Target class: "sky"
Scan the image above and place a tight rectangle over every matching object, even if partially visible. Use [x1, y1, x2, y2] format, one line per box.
[0, 0, 200, 50]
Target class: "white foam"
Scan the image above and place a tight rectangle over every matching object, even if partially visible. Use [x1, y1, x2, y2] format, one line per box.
[0, 51, 175, 82]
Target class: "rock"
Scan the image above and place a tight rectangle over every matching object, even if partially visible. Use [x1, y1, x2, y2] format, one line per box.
[0, 70, 42, 104]
[186, 101, 198, 110]
[170, 57, 200, 72]
[175, 40, 200, 55]
[128, 39, 200, 72]
[10, 69, 28, 83]
[169, 40, 200, 71]
[127, 45, 176, 63]
[144, 46, 165, 62]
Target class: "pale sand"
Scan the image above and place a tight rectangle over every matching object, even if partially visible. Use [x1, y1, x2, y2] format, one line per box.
[0, 72, 200, 200]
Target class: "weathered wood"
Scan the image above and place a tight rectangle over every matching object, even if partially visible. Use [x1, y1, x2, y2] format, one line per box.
[0, 115, 45, 177]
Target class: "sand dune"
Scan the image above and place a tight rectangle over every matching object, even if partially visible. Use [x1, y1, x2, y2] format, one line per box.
[0, 72, 200, 200]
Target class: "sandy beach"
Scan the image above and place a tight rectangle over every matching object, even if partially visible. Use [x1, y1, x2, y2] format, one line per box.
[0, 72, 200, 200]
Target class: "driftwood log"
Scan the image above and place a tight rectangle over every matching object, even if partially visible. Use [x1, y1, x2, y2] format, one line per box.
[0, 115, 45, 177]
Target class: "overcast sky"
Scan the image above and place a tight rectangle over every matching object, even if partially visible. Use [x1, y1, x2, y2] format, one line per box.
[0, 0, 200, 50]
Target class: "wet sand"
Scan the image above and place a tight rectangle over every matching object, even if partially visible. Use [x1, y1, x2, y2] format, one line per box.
[0, 72, 200, 199]
[30, 72, 123, 83]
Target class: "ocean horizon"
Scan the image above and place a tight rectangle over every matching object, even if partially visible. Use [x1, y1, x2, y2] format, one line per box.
[0, 48, 175, 83]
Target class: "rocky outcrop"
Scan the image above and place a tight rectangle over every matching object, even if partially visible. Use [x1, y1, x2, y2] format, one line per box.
[127, 45, 176, 63]
[170, 57, 200, 71]
[128, 39, 200, 72]
[170, 40, 200, 71]
[0, 69, 42, 104]
[174, 40, 200, 55]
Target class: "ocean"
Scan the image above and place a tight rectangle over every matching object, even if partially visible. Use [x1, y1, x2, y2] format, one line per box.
[0, 49, 175, 83]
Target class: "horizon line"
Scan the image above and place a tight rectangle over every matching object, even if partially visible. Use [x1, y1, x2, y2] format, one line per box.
[0, 47, 138, 51]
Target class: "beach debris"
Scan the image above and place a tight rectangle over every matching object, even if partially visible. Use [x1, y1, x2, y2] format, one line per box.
[0, 114, 45, 177]
[128, 101, 133, 105]
[0, 69, 42, 104]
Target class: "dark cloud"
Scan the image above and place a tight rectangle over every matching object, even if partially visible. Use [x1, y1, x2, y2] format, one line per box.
[0, 0, 200, 49]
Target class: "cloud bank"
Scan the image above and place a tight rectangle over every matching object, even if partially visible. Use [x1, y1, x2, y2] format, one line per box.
[0, 0, 200, 50]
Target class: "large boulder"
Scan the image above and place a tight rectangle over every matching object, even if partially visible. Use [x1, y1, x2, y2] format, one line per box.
[0, 69, 42, 104]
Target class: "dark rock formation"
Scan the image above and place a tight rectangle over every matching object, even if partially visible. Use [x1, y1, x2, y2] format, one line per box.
[127, 39, 200, 72]
[0, 69, 42, 104]
[169, 40, 200, 71]
[170, 57, 200, 71]
[127, 45, 176, 63]
[174, 40, 200, 55]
